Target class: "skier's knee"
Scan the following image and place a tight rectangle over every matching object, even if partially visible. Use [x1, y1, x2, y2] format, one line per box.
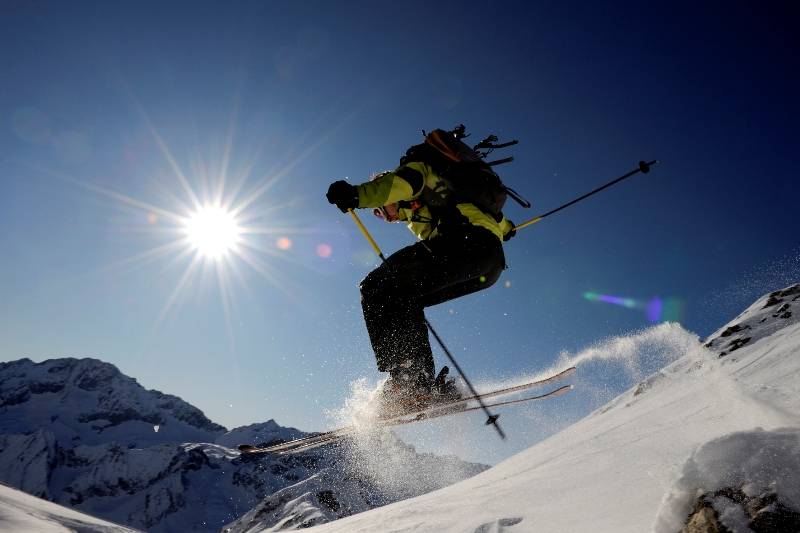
[360, 268, 386, 301]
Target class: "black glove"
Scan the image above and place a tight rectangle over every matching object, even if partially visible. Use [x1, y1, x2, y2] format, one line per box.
[326, 180, 359, 213]
[503, 221, 517, 242]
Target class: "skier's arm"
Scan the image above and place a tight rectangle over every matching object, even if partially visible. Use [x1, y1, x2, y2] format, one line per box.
[355, 162, 427, 208]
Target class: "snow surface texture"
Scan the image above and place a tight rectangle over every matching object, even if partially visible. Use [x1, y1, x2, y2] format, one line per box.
[653, 428, 800, 532]
[304, 283, 800, 533]
[0, 481, 139, 533]
[0, 358, 485, 531]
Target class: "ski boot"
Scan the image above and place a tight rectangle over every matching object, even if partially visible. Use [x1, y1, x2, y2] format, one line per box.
[430, 366, 466, 413]
[377, 363, 433, 418]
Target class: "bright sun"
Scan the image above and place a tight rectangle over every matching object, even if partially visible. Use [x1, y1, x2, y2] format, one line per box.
[184, 205, 242, 259]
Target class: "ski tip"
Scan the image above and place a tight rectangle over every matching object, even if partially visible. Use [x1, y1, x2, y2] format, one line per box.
[561, 366, 578, 376]
[552, 384, 573, 397]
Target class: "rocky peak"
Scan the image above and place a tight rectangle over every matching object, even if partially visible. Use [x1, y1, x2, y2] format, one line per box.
[704, 283, 799, 357]
[216, 419, 306, 449]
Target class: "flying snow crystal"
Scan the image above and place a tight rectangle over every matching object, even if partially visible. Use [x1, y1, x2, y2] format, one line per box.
[153, 425, 159, 432]
[325, 377, 485, 504]
[477, 322, 699, 398]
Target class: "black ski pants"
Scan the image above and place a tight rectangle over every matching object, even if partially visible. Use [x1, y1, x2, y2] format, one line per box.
[359, 226, 505, 388]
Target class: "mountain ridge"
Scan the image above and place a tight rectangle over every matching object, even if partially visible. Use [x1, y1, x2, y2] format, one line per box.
[0, 356, 486, 531]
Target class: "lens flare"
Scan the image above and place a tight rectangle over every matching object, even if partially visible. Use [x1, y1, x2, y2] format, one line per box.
[316, 243, 332, 258]
[646, 297, 663, 322]
[276, 237, 292, 250]
[60, 97, 343, 341]
[583, 291, 684, 323]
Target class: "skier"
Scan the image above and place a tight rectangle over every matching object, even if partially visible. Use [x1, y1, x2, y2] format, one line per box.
[326, 135, 516, 413]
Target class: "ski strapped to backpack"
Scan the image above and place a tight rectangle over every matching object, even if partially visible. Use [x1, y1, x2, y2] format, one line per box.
[400, 124, 531, 222]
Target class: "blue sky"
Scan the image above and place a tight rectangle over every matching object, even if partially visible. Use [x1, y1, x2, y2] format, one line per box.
[1, 1, 798, 462]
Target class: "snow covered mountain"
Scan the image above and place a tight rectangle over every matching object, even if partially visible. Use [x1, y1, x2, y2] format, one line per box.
[299, 283, 800, 533]
[0, 357, 225, 448]
[0, 358, 485, 531]
[0, 481, 140, 532]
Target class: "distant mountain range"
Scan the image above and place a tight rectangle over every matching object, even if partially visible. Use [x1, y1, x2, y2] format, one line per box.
[0, 356, 486, 531]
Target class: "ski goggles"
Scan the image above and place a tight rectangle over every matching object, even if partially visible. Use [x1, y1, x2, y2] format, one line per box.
[373, 204, 400, 222]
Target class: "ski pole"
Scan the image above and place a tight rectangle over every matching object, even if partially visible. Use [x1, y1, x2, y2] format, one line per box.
[348, 210, 385, 261]
[514, 160, 659, 231]
[348, 208, 506, 439]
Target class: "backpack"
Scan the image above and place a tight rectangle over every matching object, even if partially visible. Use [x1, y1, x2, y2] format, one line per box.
[400, 125, 531, 221]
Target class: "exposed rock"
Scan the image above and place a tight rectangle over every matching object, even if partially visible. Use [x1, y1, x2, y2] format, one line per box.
[705, 283, 800, 361]
[719, 324, 749, 337]
[683, 504, 722, 533]
[761, 284, 800, 309]
[683, 488, 800, 533]
[772, 303, 790, 316]
[726, 336, 751, 352]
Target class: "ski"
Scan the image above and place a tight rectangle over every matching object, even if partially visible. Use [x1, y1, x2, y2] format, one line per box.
[385, 366, 576, 423]
[392, 384, 573, 426]
[278, 384, 574, 455]
[237, 366, 577, 456]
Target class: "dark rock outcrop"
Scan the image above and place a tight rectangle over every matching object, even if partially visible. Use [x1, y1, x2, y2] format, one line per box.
[683, 488, 800, 533]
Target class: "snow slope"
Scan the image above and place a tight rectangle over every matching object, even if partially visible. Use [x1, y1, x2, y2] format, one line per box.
[305, 284, 800, 532]
[0, 481, 139, 533]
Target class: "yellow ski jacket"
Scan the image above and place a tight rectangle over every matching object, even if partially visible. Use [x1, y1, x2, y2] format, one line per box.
[355, 161, 515, 242]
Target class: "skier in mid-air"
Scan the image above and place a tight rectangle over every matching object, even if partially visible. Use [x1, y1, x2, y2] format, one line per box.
[236, 129, 649, 453]
[326, 127, 517, 413]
